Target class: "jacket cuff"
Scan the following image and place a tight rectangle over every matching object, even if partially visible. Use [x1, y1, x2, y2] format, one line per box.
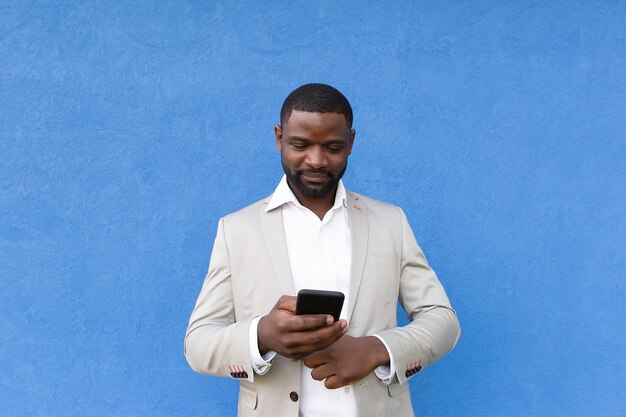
[372, 334, 396, 385]
[248, 316, 276, 375]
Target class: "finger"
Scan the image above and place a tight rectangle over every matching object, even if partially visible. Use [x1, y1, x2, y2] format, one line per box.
[310, 363, 335, 382]
[289, 321, 346, 355]
[303, 351, 326, 368]
[282, 324, 343, 358]
[287, 314, 335, 331]
[279, 320, 347, 358]
[311, 319, 348, 346]
[324, 374, 349, 389]
[276, 295, 297, 313]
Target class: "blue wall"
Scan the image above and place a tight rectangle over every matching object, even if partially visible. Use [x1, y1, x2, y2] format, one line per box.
[1, 1, 624, 416]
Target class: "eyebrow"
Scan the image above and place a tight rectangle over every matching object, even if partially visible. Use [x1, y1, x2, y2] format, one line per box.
[287, 135, 347, 145]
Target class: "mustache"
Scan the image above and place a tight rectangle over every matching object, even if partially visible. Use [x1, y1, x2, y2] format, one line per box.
[297, 169, 330, 176]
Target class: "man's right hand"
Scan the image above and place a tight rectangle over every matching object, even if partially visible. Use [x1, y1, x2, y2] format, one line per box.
[257, 295, 348, 359]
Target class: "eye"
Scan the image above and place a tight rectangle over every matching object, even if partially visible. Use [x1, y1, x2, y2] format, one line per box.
[291, 143, 308, 151]
[326, 146, 344, 153]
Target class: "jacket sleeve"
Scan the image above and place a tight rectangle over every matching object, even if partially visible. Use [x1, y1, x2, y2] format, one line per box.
[184, 217, 255, 382]
[374, 208, 460, 385]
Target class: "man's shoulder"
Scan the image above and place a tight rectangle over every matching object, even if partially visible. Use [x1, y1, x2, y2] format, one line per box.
[348, 190, 404, 214]
[348, 191, 412, 239]
[222, 196, 269, 223]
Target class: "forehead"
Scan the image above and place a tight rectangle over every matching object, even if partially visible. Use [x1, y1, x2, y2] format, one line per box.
[282, 111, 350, 137]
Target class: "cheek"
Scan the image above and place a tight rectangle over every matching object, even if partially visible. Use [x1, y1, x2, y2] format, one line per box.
[329, 156, 348, 170]
[282, 152, 304, 168]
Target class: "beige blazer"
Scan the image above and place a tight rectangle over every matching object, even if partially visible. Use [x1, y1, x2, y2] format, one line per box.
[185, 191, 459, 417]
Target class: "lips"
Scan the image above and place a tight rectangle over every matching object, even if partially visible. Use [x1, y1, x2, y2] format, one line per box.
[300, 171, 329, 183]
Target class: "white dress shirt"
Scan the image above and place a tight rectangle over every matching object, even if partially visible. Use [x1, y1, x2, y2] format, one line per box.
[248, 176, 394, 417]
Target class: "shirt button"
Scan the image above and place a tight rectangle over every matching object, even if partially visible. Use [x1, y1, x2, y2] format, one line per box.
[289, 391, 299, 402]
[344, 387, 350, 393]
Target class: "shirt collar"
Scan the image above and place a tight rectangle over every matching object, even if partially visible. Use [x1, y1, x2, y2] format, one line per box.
[265, 175, 348, 212]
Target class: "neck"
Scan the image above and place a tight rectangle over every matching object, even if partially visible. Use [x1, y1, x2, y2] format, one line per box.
[289, 183, 337, 220]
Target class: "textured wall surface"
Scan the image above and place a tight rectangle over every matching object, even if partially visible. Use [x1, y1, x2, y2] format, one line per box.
[1, 1, 625, 416]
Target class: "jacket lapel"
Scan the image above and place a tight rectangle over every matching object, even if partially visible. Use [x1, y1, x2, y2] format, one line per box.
[260, 200, 295, 295]
[346, 192, 368, 323]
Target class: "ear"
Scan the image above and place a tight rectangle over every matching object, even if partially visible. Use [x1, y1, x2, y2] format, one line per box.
[274, 124, 283, 152]
[347, 128, 356, 155]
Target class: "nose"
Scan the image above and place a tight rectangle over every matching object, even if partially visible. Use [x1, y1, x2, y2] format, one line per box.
[305, 146, 327, 169]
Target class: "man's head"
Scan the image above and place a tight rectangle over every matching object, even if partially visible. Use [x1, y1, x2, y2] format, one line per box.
[280, 83, 353, 128]
[275, 84, 355, 202]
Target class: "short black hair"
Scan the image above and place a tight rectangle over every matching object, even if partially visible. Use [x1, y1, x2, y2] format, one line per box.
[280, 83, 353, 128]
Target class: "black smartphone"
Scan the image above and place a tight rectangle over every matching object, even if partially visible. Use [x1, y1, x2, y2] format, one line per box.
[295, 289, 345, 322]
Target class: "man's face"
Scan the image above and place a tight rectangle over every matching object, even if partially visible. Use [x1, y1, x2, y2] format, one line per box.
[275, 111, 355, 199]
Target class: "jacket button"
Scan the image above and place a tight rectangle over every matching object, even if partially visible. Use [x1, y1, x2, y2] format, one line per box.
[242, 371, 248, 378]
[405, 370, 411, 377]
[416, 366, 422, 373]
[289, 391, 299, 402]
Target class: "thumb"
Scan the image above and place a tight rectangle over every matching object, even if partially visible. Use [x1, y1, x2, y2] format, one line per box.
[276, 295, 297, 313]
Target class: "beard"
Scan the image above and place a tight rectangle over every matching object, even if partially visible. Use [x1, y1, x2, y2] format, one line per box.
[282, 160, 348, 198]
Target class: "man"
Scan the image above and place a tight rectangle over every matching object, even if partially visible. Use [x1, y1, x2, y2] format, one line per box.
[185, 83, 460, 417]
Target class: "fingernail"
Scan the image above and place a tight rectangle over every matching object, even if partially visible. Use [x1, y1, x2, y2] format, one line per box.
[326, 315, 334, 325]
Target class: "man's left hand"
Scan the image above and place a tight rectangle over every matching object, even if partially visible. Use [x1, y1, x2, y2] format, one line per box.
[302, 335, 390, 389]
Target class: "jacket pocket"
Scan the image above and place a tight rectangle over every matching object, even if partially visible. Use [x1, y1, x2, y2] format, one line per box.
[239, 385, 258, 410]
[387, 381, 409, 397]
[367, 252, 396, 265]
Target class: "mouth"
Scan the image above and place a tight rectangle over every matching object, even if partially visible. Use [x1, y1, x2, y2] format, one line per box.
[299, 171, 329, 183]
